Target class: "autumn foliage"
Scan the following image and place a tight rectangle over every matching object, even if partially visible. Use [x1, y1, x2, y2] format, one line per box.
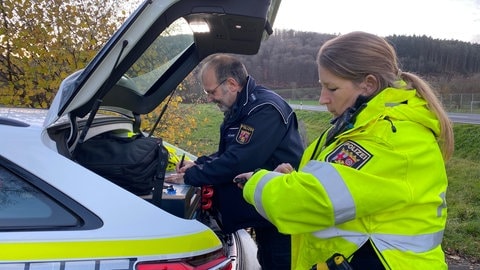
[0, 0, 138, 107]
[0, 0, 198, 145]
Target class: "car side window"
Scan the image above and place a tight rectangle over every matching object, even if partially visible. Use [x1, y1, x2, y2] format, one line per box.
[0, 163, 80, 230]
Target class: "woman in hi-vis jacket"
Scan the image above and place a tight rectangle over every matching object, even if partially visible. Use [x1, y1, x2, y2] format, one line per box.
[236, 31, 454, 270]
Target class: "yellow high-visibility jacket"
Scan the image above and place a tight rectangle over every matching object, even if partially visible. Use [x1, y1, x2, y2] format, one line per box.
[243, 87, 448, 269]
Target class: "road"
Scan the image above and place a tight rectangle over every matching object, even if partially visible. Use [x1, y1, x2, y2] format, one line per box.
[291, 104, 480, 125]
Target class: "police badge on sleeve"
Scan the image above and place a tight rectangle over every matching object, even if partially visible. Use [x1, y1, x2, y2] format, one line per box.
[326, 140, 372, 169]
[236, 124, 254, 144]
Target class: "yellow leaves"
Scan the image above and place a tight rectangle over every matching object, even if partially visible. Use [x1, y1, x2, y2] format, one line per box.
[0, 0, 131, 108]
[0, 0, 197, 142]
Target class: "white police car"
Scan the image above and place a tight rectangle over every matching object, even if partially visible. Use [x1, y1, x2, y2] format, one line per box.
[0, 0, 280, 268]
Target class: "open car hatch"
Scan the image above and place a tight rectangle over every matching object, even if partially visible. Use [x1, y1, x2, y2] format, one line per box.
[44, 0, 281, 129]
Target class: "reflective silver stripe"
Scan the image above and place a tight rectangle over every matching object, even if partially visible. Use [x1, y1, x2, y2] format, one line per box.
[313, 228, 444, 253]
[373, 231, 445, 252]
[313, 227, 367, 247]
[302, 161, 355, 224]
[253, 171, 283, 219]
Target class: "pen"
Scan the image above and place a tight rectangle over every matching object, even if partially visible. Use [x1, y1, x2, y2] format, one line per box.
[179, 153, 185, 168]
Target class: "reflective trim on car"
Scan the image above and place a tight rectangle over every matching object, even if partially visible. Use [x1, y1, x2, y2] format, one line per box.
[0, 230, 221, 261]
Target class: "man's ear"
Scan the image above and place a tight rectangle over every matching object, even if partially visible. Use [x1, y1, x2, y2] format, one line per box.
[227, 77, 241, 92]
[362, 74, 378, 95]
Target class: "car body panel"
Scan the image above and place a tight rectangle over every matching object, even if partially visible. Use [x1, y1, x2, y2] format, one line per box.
[0, 109, 221, 263]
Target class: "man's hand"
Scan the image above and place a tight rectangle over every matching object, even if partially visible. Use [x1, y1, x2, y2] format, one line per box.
[165, 173, 185, 185]
[176, 160, 195, 173]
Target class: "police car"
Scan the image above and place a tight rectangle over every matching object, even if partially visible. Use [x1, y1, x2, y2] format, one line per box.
[0, 0, 280, 269]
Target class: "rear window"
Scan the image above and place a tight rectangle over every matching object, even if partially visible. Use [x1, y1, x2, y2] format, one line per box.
[0, 158, 101, 231]
[124, 17, 194, 94]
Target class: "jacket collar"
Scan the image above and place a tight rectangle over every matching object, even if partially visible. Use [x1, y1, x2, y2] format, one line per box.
[356, 87, 440, 137]
[225, 76, 256, 119]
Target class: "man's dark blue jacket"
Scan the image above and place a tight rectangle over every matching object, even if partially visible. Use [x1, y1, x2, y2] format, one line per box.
[184, 76, 304, 233]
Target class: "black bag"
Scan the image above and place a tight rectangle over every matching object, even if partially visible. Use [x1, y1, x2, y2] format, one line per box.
[74, 133, 168, 196]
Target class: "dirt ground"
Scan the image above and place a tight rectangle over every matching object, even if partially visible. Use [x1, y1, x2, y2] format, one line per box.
[447, 254, 480, 270]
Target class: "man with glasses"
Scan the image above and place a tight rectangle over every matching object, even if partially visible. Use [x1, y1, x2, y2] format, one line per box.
[170, 54, 304, 270]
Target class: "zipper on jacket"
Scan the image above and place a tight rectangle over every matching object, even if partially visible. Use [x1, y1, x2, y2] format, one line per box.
[383, 116, 397, 133]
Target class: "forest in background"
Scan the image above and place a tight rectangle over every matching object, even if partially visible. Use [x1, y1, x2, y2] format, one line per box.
[244, 30, 480, 90]
[179, 29, 480, 111]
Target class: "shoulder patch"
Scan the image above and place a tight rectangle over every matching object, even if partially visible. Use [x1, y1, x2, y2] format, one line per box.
[236, 124, 254, 144]
[326, 140, 372, 169]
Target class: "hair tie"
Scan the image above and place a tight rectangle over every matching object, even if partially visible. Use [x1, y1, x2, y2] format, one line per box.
[397, 69, 403, 77]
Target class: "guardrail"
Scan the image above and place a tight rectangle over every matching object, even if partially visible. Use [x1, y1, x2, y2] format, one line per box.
[290, 104, 480, 125]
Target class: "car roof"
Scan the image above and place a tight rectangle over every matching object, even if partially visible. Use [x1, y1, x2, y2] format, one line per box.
[45, 0, 281, 128]
[0, 107, 48, 128]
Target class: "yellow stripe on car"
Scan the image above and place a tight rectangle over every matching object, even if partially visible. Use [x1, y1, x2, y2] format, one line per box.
[1, 230, 221, 261]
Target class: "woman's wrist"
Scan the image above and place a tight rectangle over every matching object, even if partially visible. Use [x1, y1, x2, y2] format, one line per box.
[252, 168, 262, 175]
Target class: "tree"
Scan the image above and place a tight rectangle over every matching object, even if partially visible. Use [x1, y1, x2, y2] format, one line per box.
[0, 1, 202, 155]
[0, 0, 134, 107]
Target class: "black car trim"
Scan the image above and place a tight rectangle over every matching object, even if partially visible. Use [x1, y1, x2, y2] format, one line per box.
[0, 117, 30, 127]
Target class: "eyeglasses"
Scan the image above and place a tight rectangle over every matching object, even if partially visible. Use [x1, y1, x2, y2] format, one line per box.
[203, 79, 227, 95]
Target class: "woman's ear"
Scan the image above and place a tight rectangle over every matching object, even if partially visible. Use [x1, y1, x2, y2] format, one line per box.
[362, 74, 378, 95]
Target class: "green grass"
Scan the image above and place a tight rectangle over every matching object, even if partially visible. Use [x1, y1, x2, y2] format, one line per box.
[443, 124, 480, 260]
[287, 99, 321, 106]
[174, 104, 223, 156]
[176, 103, 480, 261]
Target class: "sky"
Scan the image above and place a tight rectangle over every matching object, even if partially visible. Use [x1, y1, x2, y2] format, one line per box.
[273, 0, 480, 44]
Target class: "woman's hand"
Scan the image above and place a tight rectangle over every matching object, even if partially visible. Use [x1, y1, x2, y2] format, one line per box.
[233, 163, 294, 189]
[233, 172, 253, 189]
[274, 163, 293, 173]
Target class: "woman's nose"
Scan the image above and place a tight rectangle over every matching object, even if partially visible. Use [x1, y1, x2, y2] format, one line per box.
[319, 90, 329, 105]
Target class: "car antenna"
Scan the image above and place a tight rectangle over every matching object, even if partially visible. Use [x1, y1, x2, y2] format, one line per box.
[147, 86, 178, 138]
